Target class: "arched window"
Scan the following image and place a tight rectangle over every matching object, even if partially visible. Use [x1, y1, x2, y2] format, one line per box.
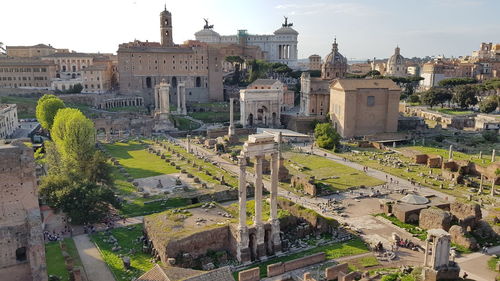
[146, 77, 152, 88]
[171, 76, 177, 88]
[196, 77, 201, 87]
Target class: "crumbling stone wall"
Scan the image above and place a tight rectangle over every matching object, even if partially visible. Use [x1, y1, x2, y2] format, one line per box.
[277, 197, 338, 234]
[0, 141, 47, 281]
[449, 225, 478, 250]
[450, 202, 482, 230]
[291, 175, 317, 197]
[419, 208, 452, 231]
[267, 252, 326, 277]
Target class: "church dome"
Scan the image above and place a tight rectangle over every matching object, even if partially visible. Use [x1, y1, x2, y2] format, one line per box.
[387, 46, 405, 67]
[324, 39, 346, 65]
[274, 26, 299, 35]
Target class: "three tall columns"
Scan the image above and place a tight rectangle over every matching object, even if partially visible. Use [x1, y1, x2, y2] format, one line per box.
[237, 148, 281, 263]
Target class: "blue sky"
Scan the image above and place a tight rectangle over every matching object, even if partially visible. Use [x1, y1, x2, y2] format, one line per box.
[1, 0, 499, 60]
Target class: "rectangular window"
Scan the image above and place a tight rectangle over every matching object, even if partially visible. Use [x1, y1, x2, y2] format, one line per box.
[367, 96, 375, 106]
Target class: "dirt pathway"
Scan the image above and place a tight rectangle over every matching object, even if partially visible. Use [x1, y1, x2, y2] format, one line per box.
[73, 235, 116, 281]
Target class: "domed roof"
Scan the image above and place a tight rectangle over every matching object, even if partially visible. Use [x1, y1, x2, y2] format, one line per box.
[324, 39, 346, 65]
[194, 28, 220, 38]
[274, 26, 298, 35]
[399, 194, 429, 205]
[388, 46, 405, 66]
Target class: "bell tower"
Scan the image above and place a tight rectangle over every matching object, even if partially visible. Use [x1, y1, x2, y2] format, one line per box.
[160, 5, 173, 47]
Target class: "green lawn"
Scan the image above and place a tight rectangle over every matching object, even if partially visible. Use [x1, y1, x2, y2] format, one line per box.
[433, 108, 474, 116]
[225, 199, 291, 226]
[120, 197, 191, 217]
[400, 145, 494, 167]
[285, 152, 385, 190]
[234, 237, 369, 279]
[488, 256, 500, 272]
[375, 213, 427, 240]
[163, 141, 239, 188]
[171, 116, 201, 131]
[188, 111, 240, 123]
[45, 238, 84, 281]
[104, 141, 178, 178]
[107, 106, 147, 113]
[45, 242, 70, 281]
[90, 224, 156, 281]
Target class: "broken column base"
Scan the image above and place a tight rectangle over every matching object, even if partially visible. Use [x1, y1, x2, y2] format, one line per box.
[226, 134, 239, 144]
[422, 266, 460, 281]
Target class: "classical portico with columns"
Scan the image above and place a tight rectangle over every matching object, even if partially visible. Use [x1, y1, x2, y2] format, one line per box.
[236, 134, 282, 263]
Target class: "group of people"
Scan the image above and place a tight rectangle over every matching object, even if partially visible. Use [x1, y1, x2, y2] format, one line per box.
[43, 230, 65, 242]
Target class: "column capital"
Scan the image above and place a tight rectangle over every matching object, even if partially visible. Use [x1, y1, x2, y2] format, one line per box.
[237, 155, 246, 166]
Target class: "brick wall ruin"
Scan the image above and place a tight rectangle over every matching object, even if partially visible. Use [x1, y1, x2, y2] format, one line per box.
[0, 140, 47, 281]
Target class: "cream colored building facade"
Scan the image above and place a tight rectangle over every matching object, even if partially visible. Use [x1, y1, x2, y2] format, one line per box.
[240, 79, 282, 127]
[300, 39, 347, 117]
[0, 104, 19, 139]
[0, 58, 56, 89]
[195, 18, 299, 68]
[308, 54, 321, 71]
[6, 44, 57, 58]
[329, 79, 401, 138]
[118, 8, 224, 105]
[386, 46, 407, 77]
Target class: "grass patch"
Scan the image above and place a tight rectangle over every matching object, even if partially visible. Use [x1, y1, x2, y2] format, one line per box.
[234, 237, 369, 279]
[433, 108, 474, 116]
[188, 111, 240, 123]
[488, 256, 500, 272]
[375, 213, 427, 240]
[90, 224, 155, 281]
[401, 145, 493, 167]
[359, 256, 380, 267]
[285, 152, 384, 190]
[45, 242, 70, 281]
[171, 116, 201, 131]
[104, 141, 178, 178]
[225, 199, 290, 226]
[120, 197, 191, 217]
[45, 238, 83, 281]
[107, 106, 147, 113]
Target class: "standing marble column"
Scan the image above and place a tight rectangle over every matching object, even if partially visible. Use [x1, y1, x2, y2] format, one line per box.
[254, 156, 263, 225]
[270, 152, 282, 253]
[423, 238, 430, 266]
[187, 135, 191, 153]
[176, 82, 182, 114]
[236, 155, 250, 263]
[448, 145, 453, 160]
[228, 98, 235, 136]
[181, 83, 187, 115]
[492, 149, 496, 162]
[238, 155, 247, 229]
[254, 155, 265, 258]
[479, 175, 484, 194]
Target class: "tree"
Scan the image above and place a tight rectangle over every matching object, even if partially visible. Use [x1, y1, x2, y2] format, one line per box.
[366, 70, 381, 77]
[70, 83, 83, 93]
[408, 94, 420, 104]
[479, 95, 499, 113]
[438, 77, 477, 89]
[482, 130, 498, 143]
[39, 176, 118, 224]
[314, 123, 341, 150]
[35, 94, 66, 131]
[51, 108, 95, 163]
[225, 56, 244, 85]
[420, 88, 452, 108]
[452, 85, 478, 109]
